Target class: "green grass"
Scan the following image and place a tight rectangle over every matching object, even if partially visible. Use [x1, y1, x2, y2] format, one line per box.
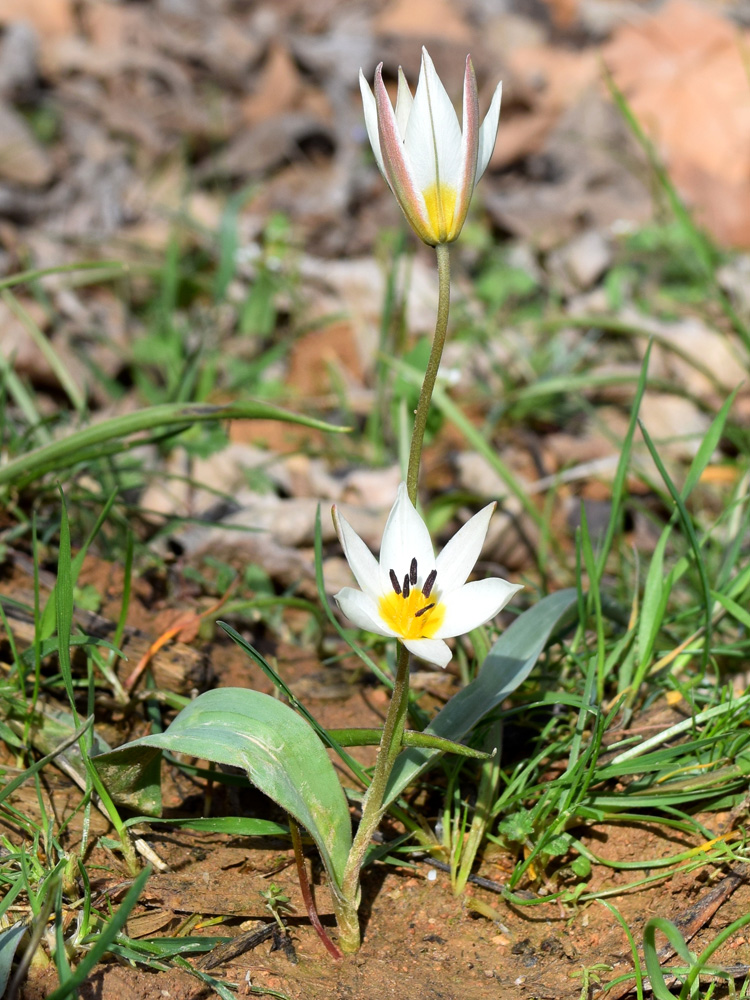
[2, 112, 750, 996]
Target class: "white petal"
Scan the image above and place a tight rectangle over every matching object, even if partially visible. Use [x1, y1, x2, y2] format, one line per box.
[432, 578, 522, 638]
[334, 588, 397, 638]
[435, 502, 495, 592]
[359, 68, 386, 177]
[332, 506, 382, 602]
[395, 67, 413, 138]
[475, 81, 502, 181]
[447, 55, 480, 240]
[379, 483, 435, 594]
[373, 64, 434, 244]
[404, 636, 452, 668]
[404, 47, 463, 196]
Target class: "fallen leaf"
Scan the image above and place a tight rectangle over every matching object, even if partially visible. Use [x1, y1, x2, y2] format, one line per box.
[605, 0, 750, 247]
[375, 0, 472, 45]
[287, 319, 364, 397]
[242, 42, 303, 125]
[0, 103, 54, 186]
[0, 0, 74, 41]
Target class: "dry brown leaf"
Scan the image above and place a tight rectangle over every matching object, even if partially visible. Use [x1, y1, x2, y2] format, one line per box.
[287, 319, 363, 397]
[0, 296, 52, 375]
[0, 0, 74, 40]
[605, 0, 750, 247]
[242, 42, 303, 125]
[0, 103, 54, 186]
[375, 0, 472, 45]
[540, 0, 580, 29]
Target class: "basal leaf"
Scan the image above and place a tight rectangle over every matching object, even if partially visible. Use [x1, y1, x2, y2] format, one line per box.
[94, 688, 352, 895]
[0, 921, 27, 997]
[384, 589, 578, 804]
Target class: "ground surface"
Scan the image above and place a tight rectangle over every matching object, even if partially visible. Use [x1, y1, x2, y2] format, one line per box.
[3, 0, 750, 997]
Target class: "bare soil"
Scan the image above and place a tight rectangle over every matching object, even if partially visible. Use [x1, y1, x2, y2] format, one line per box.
[5, 558, 750, 1000]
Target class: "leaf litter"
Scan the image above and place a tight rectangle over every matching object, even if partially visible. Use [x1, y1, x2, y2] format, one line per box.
[1, 0, 750, 996]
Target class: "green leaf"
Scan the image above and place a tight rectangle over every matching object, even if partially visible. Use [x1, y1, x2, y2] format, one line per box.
[0, 921, 27, 997]
[637, 524, 673, 674]
[384, 589, 579, 805]
[0, 400, 348, 491]
[642, 918, 694, 1000]
[712, 590, 750, 631]
[498, 808, 534, 843]
[542, 833, 572, 856]
[681, 388, 738, 499]
[0, 708, 95, 807]
[328, 728, 491, 759]
[124, 816, 287, 837]
[45, 867, 151, 1000]
[91, 742, 169, 816]
[570, 856, 591, 879]
[19, 634, 120, 667]
[94, 688, 352, 895]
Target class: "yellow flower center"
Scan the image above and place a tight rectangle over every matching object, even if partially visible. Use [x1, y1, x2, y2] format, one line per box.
[378, 586, 445, 640]
[423, 182, 457, 243]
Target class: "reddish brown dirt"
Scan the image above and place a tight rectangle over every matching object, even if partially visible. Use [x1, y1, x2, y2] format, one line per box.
[4, 559, 750, 1000]
[14, 820, 750, 1000]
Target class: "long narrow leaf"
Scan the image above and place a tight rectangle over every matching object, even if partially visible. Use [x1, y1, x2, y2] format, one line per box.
[385, 589, 578, 804]
[0, 401, 347, 490]
[44, 867, 151, 1000]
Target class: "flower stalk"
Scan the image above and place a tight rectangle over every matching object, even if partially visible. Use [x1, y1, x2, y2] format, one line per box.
[331, 48, 510, 952]
[406, 242, 451, 505]
[337, 642, 411, 952]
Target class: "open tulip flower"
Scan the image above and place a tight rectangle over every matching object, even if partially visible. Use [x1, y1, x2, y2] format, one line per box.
[359, 47, 502, 246]
[333, 484, 521, 668]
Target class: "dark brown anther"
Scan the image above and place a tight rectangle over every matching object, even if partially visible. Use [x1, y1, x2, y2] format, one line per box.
[402, 574, 410, 598]
[423, 569, 437, 598]
[410, 558, 417, 585]
[414, 602, 435, 618]
[389, 569, 401, 595]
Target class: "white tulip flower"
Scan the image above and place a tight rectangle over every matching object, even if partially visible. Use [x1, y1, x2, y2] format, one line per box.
[332, 483, 521, 668]
[359, 47, 502, 246]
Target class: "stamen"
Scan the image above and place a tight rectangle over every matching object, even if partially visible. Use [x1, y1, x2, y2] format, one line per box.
[389, 569, 401, 595]
[409, 558, 417, 586]
[402, 574, 410, 598]
[423, 569, 437, 598]
[414, 603, 435, 618]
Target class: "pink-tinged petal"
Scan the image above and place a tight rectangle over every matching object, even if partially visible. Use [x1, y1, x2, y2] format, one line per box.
[395, 67, 413, 138]
[373, 64, 435, 244]
[432, 578, 522, 638]
[334, 587, 397, 638]
[359, 68, 386, 177]
[332, 506, 381, 602]
[379, 483, 436, 595]
[435, 502, 495, 592]
[446, 55, 480, 241]
[404, 48, 463, 197]
[403, 636, 452, 668]
[475, 80, 502, 181]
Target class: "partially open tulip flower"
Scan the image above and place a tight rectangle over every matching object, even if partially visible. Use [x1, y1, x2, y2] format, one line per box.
[333, 484, 521, 668]
[359, 47, 502, 246]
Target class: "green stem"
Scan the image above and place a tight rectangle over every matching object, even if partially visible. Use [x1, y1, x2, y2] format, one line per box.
[406, 242, 451, 505]
[337, 243, 453, 951]
[337, 643, 411, 952]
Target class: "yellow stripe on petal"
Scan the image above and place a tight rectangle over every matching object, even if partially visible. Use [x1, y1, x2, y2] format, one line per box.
[422, 182, 458, 244]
